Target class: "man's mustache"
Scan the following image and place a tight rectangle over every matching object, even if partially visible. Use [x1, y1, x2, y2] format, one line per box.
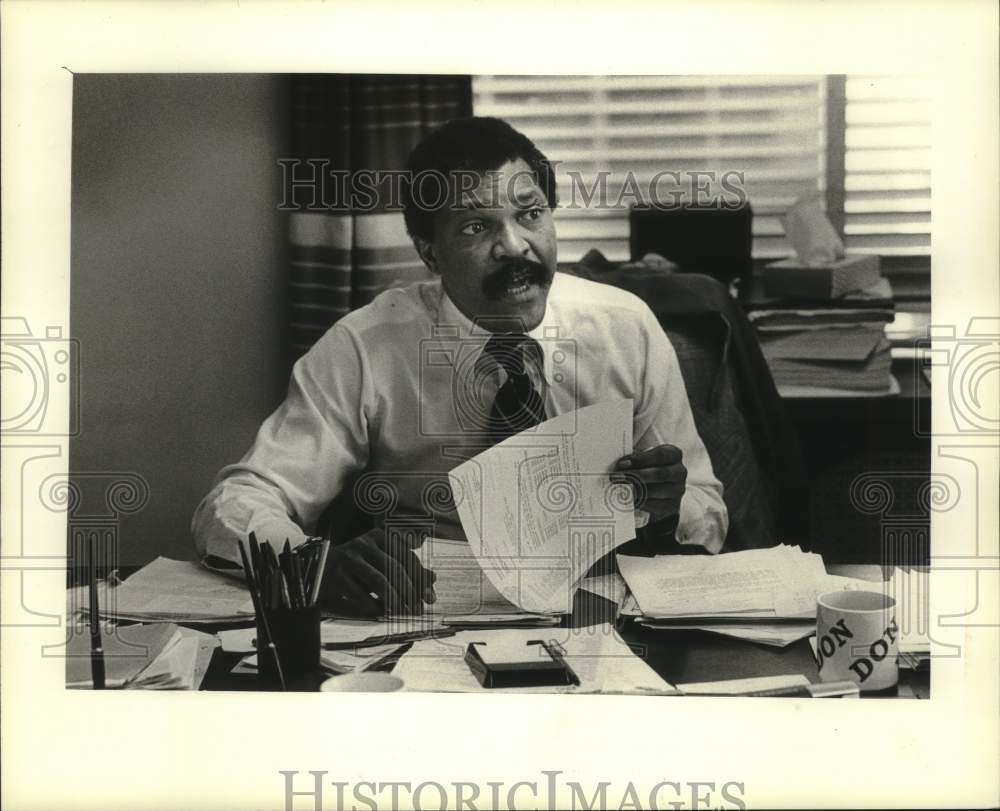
[481, 258, 554, 300]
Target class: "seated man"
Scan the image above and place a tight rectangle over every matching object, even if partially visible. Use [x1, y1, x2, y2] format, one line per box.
[193, 116, 727, 615]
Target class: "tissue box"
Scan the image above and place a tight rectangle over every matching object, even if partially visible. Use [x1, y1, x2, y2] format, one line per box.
[763, 254, 882, 300]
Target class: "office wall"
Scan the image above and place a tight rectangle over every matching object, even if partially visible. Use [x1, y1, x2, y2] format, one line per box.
[71, 74, 288, 566]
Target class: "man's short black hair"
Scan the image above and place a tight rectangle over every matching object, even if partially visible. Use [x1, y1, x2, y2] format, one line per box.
[402, 116, 558, 243]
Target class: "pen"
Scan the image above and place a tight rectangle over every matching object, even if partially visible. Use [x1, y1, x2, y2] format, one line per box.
[88, 547, 105, 690]
[308, 539, 331, 607]
[290, 551, 306, 609]
[238, 540, 286, 691]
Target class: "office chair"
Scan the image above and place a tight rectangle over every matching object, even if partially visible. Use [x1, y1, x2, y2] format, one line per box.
[571, 253, 807, 552]
[629, 202, 754, 290]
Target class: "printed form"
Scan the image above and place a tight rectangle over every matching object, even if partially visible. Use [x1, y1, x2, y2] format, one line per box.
[448, 400, 637, 614]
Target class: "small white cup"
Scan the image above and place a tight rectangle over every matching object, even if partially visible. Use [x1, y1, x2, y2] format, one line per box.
[816, 590, 898, 692]
[320, 672, 404, 693]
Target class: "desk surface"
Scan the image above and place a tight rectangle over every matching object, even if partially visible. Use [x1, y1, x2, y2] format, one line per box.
[201, 568, 929, 697]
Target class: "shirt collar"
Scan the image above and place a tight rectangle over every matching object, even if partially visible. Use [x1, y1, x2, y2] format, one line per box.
[434, 276, 562, 384]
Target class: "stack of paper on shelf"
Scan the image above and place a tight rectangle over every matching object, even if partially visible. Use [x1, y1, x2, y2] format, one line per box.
[750, 309, 896, 394]
[77, 557, 255, 624]
[617, 545, 880, 648]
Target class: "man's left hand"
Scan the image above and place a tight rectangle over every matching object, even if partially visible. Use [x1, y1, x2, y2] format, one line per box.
[611, 444, 687, 523]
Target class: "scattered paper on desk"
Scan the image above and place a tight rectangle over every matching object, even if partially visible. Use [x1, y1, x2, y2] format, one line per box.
[618, 590, 642, 618]
[579, 572, 628, 606]
[127, 626, 218, 690]
[643, 620, 815, 648]
[235, 642, 407, 677]
[218, 626, 257, 654]
[392, 626, 677, 695]
[83, 557, 254, 623]
[321, 616, 448, 648]
[130, 634, 199, 689]
[449, 400, 636, 615]
[66, 622, 180, 688]
[677, 674, 810, 696]
[321, 643, 407, 675]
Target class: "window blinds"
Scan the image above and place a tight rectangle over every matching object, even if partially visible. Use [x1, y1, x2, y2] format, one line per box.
[844, 75, 932, 257]
[473, 75, 826, 262]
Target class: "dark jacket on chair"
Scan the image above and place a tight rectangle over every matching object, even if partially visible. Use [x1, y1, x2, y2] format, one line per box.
[570, 251, 808, 552]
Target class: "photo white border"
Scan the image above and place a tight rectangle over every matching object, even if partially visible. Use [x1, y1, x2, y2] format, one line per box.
[2, 1, 997, 809]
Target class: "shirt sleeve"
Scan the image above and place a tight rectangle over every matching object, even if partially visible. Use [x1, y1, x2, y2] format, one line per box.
[632, 306, 728, 554]
[191, 323, 372, 566]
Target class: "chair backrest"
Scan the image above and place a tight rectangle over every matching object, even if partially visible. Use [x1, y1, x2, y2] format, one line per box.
[662, 316, 778, 551]
[629, 203, 753, 288]
[567, 260, 806, 551]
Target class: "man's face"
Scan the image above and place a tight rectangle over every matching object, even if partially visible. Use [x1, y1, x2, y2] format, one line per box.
[414, 158, 557, 332]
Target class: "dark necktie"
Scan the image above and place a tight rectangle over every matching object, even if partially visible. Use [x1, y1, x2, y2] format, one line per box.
[483, 333, 547, 443]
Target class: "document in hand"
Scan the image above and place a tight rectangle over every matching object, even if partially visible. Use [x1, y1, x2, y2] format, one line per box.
[448, 400, 637, 615]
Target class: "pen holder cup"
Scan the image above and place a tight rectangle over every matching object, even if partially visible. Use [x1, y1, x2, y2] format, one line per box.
[257, 604, 321, 690]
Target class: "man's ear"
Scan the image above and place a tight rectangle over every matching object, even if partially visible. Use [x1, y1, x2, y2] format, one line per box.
[413, 236, 439, 275]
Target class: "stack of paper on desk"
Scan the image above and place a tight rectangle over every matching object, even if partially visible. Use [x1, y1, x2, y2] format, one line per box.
[617, 545, 879, 647]
[886, 566, 931, 667]
[78, 557, 255, 624]
[417, 537, 559, 627]
[448, 400, 637, 615]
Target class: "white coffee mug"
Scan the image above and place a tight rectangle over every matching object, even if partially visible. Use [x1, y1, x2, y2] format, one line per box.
[816, 590, 898, 692]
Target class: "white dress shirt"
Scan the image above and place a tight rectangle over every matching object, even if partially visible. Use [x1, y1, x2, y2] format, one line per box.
[192, 272, 728, 564]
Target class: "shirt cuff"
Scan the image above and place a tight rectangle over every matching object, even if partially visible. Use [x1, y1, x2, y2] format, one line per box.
[676, 493, 725, 555]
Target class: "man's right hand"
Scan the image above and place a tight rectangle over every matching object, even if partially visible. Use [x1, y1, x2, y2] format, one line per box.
[319, 527, 436, 617]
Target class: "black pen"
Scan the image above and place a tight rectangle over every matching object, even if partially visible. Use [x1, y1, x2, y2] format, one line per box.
[88, 548, 105, 690]
[238, 540, 286, 690]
